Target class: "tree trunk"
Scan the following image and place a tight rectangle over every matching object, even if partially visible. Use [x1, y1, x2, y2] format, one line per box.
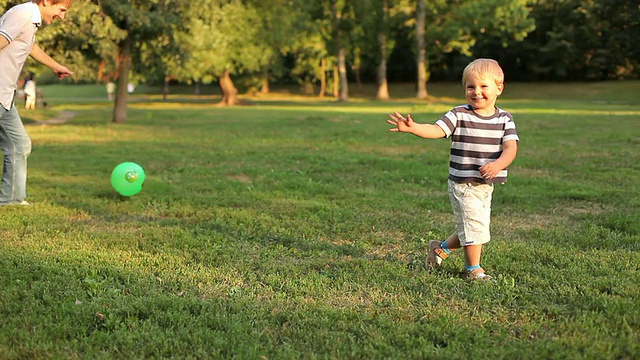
[319, 58, 327, 98]
[353, 48, 362, 92]
[416, 0, 429, 99]
[260, 66, 270, 94]
[163, 76, 171, 100]
[97, 60, 105, 83]
[377, 65, 390, 101]
[194, 81, 201, 95]
[337, 47, 349, 102]
[333, 65, 339, 98]
[377, 43, 390, 100]
[113, 36, 131, 124]
[376, 0, 390, 101]
[331, 1, 348, 102]
[218, 70, 240, 106]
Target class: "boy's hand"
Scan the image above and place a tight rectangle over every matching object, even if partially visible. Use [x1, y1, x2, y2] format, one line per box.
[480, 140, 518, 180]
[387, 111, 414, 133]
[479, 162, 501, 180]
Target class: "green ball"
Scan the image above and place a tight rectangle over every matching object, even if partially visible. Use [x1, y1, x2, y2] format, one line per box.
[111, 162, 146, 196]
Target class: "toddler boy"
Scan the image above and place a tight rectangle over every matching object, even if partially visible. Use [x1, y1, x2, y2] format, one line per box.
[387, 58, 519, 280]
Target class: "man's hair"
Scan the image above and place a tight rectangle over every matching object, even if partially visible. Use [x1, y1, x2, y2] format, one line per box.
[33, 0, 73, 5]
[462, 59, 504, 86]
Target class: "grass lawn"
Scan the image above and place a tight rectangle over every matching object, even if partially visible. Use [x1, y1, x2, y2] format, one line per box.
[1, 81, 638, 359]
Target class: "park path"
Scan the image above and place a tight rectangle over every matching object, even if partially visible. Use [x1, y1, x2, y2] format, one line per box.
[35, 110, 77, 125]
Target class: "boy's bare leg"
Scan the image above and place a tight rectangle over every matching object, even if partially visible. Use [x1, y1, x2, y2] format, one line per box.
[426, 232, 460, 269]
[444, 234, 482, 266]
[463, 244, 482, 267]
[443, 232, 461, 251]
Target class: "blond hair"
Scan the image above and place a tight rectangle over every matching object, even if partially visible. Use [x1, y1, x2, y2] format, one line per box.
[33, 0, 73, 5]
[462, 59, 504, 87]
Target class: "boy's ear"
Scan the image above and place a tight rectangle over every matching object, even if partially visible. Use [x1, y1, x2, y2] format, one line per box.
[497, 83, 504, 95]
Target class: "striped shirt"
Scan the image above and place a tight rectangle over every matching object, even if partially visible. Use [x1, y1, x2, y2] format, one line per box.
[436, 104, 519, 184]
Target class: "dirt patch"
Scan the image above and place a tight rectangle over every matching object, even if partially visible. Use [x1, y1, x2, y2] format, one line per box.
[227, 174, 253, 183]
[35, 110, 76, 125]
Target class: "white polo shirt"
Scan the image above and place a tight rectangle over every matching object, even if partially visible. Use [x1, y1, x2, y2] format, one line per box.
[0, 2, 41, 110]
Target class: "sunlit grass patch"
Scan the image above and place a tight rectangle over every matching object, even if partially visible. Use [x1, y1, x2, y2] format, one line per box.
[1, 81, 639, 358]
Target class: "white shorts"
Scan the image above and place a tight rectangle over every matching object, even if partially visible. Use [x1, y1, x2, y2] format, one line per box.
[448, 180, 494, 246]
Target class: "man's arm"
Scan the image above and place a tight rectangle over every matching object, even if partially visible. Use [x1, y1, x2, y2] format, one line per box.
[30, 43, 73, 79]
[0, 35, 9, 51]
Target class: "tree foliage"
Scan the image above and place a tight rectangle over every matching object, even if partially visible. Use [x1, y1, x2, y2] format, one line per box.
[2, 0, 637, 115]
[525, 0, 639, 80]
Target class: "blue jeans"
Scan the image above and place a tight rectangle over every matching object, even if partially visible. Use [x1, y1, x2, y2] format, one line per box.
[0, 106, 31, 204]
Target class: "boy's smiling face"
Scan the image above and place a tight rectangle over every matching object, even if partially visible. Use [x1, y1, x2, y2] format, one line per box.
[465, 74, 503, 116]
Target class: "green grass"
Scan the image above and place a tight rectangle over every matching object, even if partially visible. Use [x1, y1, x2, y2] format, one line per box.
[1, 81, 639, 359]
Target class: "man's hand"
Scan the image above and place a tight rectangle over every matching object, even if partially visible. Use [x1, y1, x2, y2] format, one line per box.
[54, 65, 73, 79]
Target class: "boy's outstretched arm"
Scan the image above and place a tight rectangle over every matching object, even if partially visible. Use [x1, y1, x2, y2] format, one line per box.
[479, 140, 518, 180]
[387, 111, 446, 139]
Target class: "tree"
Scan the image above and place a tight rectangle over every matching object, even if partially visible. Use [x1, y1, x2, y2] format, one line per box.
[240, 0, 309, 95]
[298, 0, 354, 101]
[30, 0, 184, 122]
[95, 0, 181, 123]
[415, 0, 427, 99]
[375, 0, 392, 100]
[349, 0, 396, 100]
[7, 0, 638, 107]
[408, 0, 534, 96]
[330, 0, 351, 102]
[170, 0, 268, 106]
[289, 31, 329, 96]
[513, 0, 639, 80]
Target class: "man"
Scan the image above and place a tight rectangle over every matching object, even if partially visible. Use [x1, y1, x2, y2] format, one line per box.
[0, 0, 73, 205]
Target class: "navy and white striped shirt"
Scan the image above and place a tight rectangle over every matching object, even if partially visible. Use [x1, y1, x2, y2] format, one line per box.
[436, 104, 519, 184]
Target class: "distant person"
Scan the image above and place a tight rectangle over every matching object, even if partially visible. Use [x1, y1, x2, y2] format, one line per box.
[16, 77, 25, 102]
[0, 0, 74, 206]
[36, 88, 46, 108]
[24, 75, 36, 109]
[106, 81, 115, 100]
[386, 58, 519, 280]
[127, 82, 135, 94]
